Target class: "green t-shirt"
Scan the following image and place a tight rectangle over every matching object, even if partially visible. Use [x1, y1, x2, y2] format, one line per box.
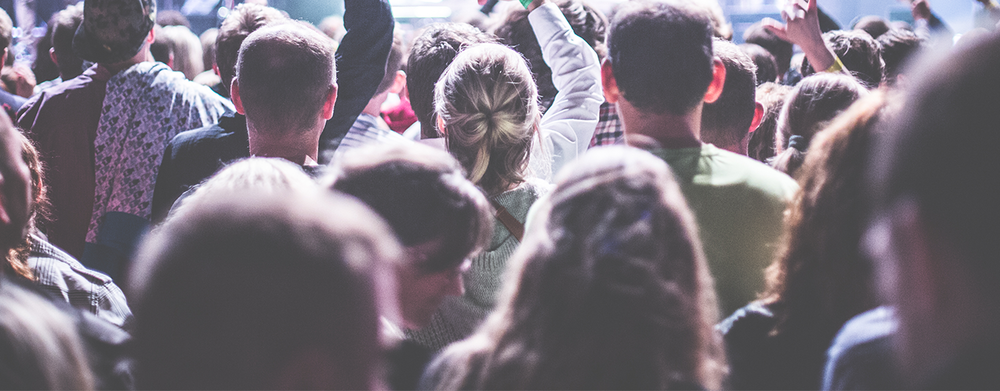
[651, 144, 798, 316]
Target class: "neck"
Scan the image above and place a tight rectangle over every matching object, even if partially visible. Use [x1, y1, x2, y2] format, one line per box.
[617, 99, 703, 149]
[102, 46, 153, 74]
[247, 122, 322, 166]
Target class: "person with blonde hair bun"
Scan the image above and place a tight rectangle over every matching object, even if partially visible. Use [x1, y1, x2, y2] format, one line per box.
[407, 0, 602, 351]
[421, 146, 725, 390]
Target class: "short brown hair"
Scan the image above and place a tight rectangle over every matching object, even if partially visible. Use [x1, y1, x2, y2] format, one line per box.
[236, 22, 336, 135]
[215, 4, 288, 92]
[327, 143, 492, 272]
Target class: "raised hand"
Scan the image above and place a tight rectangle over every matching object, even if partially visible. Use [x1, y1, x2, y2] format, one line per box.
[762, 0, 838, 73]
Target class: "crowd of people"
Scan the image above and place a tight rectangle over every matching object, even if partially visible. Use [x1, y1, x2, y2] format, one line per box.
[0, 0, 997, 388]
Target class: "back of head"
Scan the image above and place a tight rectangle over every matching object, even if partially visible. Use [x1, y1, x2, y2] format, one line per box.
[450, 146, 721, 390]
[406, 23, 496, 139]
[748, 82, 791, 162]
[702, 39, 757, 150]
[130, 188, 398, 389]
[435, 43, 537, 195]
[216, 3, 289, 96]
[801, 30, 884, 88]
[158, 25, 204, 80]
[744, 21, 792, 78]
[853, 15, 890, 39]
[200, 28, 218, 75]
[327, 142, 492, 273]
[0, 281, 94, 390]
[374, 28, 405, 96]
[877, 28, 924, 87]
[869, 36, 1000, 384]
[773, 73, 865, 177]
[236, 22, 336, 135]
[50, 3, 85, 80]
[739, 43, 778, 86]
[72, 0, 157, 65]
[607, 0, 715, 115]
[491, 0, 607, 113]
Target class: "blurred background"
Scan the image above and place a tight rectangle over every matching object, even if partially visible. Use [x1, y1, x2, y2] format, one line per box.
[0, 0, 988, 66]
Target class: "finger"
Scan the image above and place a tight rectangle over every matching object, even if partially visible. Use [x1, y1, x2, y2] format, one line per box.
[762, 18, 791, 42]
[807, 0, 817, 12]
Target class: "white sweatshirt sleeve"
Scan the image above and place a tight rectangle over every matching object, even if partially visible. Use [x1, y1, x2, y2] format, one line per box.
[529, 2, 604, 180]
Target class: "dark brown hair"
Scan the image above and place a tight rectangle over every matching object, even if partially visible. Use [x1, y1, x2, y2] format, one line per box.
[801, 30, 884, 89]
[327, 143, 492, 273]
[406, 23, 496, 139]
[608, 0, 714, 115]
[702, 39, 758, 150]
[772, 73, 866, 177]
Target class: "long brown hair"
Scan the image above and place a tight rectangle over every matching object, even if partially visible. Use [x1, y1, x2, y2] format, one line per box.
[762, 91, 891, 341]
[4, 133, 49, 281]
[431, 146, 724, 390]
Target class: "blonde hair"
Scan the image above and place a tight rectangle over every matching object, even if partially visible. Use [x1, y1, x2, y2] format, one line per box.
[434, 43, 539, 196]
[163, 157, 317, 223]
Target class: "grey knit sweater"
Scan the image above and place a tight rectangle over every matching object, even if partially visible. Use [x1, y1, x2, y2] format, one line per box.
[406, 180, 550, 351]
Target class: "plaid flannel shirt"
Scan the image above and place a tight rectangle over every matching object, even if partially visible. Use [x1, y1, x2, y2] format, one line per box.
[28, 235, 132, 327]
[589, 101, 625, 147]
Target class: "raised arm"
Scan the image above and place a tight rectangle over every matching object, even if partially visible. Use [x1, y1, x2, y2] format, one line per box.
[762, 0, 843, 74]
[318, 0, 394, 164]
[530, 0, 603, 179]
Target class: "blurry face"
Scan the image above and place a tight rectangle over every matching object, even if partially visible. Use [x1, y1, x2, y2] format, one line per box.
[0, 123, 30, 250]
[396, 238, 469, 329]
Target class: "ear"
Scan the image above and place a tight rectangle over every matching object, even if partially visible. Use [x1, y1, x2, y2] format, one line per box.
[321, 84, 338, 120]
[389, 70, 406, 95]
[147, 27, 156, 44]
[601, 60, 620, 104]
[749, 101, 764, 132]
[212, 63, 220, 76]
[436, 115, 447, 136]
[49, 48, 58, 67]
[231, 79, 246, 115]
[703, 58, 726, 104]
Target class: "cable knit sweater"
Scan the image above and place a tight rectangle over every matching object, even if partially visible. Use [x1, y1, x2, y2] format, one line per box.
[406, 180, 549, 351]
